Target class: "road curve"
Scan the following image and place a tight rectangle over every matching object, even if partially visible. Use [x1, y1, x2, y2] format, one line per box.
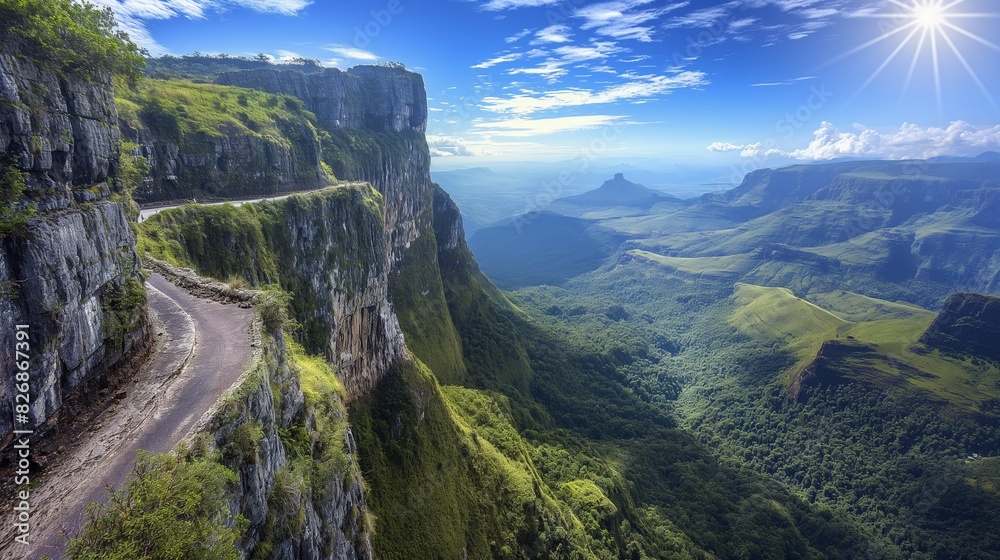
[138, 182, 360, 221]
[0, 274, 255, 559]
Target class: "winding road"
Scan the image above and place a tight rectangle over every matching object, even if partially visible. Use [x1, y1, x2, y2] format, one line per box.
[138, 183, 358, 221]
[0, 274, 255, 559]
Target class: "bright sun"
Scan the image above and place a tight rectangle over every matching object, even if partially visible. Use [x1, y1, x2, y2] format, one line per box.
[837, 0, 1000, 115]
[914, 4, 946, 28]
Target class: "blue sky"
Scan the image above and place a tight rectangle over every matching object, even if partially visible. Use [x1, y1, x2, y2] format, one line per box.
[95, 0, 1000, 163]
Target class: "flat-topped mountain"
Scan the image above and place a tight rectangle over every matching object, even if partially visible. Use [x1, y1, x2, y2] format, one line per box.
[559, 172, 678, 208]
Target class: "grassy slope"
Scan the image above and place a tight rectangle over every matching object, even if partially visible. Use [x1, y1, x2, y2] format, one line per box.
[629, 250, 753, 279]
[728, 284, 1000, 412]
[118, 78, 316, 141]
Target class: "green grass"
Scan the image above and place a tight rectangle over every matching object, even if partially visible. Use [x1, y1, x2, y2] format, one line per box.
[728, 283, 1000, 412]
[629, 250, 752, 279]
[118, 78, 316, 142]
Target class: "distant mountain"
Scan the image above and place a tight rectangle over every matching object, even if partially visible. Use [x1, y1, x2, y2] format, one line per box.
[559, 173, 679, 208]
[927, 151, 1000, 163]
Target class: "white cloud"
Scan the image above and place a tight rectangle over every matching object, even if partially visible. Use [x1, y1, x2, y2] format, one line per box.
[789, 121, 1000, 160]
[575, 0, 687, 42]
[508, 61, 569, 81]
[553, 41, 626, 62]
[472, 53, 523, 69]
[326, 45, 379, 61]
[533, 24, 572, 44]
[473, 114, 627, 136]
[91, 0, 312, 55]
[481, 0, 559, 10]
[505, 28, 532, 43]
[708, 121, 1000, 161]
[427, 135, 497, 157]
[663, 5, 730, 29]
[482, 71, 708, 114]
[503, 41, 625, 83]
[707, 142, 745, 152]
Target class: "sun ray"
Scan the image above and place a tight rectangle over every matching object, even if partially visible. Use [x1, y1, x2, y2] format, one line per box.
[902, 28, 930, 96]
[842, 0, 999, 115]
[941, 21, 1000, 50]
[930, 28, 943, 118]
[852, 25, 924, 102]
[824, 20, 919, 66]
[938, 28, 1000, 111]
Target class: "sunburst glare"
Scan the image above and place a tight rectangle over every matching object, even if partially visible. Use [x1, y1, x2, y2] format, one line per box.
[836, 0, 1000, 116]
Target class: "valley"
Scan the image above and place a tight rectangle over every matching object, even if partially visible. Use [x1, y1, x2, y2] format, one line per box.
[2, 1, 999, 558]
[468, 164, 1000, 558]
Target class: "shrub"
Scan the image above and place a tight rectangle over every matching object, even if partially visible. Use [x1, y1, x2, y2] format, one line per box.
[0, 163, 35, 238]
[0, 0, 145, 85]
[66, 451, 246, 559]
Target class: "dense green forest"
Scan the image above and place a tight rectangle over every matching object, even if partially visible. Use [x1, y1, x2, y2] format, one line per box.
[509, 262, 1000, 559]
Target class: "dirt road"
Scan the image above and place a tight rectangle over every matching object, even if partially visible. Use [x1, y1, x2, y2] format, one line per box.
[0, 274, 255, 559]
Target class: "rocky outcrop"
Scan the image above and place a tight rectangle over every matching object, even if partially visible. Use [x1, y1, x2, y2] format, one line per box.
[0, 53, 147, 440]
[216, 66, 427, 135]
[920, 292, 1000, 361]
[124, 114, 326, 205]
[206, 326, 372, 559]
[142, 186, 406, 400]
[216, 65, 431, 266]
[277, 189, 406, 400]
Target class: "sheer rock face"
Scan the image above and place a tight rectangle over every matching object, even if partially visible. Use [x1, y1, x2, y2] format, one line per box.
[0, 53, 146, 439]
[124, 118, 326, 205]
[216, 65, 427, 135]
[210, 335, 372, 560]
[217, 65, 431, 268]
[277, 190, 406, 401]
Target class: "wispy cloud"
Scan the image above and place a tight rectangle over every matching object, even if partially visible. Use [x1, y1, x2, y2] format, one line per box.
[474, 114, 627, 136]
[91, 0, 312, 54]
[505, 28, 532, 43]
[472, 53, 524, 69]
[326, 45, 379, 61]
[481, 0, 559, 10]
[749, 75, 815, 86]
[575, 0, 688, 42]
[482, 71, 708, 114]
[533, 24, 572, 44]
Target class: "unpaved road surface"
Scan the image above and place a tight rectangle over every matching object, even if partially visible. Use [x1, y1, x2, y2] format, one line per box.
[0, 274, 255, 559]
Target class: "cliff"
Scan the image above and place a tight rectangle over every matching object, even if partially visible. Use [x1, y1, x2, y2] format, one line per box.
[920, 292, 1000, 361]
[138, 186, 405, 400]
[216, 65, 430, 265]
[205, 320, 372, 560]
[0, 51, 147, 439]
[118, 79, 327, 204]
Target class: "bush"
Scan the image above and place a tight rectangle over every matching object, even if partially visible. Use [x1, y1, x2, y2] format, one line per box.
[66, 451, 246, 559]
[0, 0, 144, 85]
[0, 163, 34, 238]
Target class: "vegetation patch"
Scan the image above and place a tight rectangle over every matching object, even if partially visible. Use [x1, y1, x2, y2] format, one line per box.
[0, 0, 144, 84]
[66, 451, 246, 560]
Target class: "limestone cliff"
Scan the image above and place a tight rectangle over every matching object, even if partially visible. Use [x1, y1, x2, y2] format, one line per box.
[205, 325, 372, 560]
[0, 52, 147, 440]
[118, 79, 327, 204]
[216, 65, 430, 266]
